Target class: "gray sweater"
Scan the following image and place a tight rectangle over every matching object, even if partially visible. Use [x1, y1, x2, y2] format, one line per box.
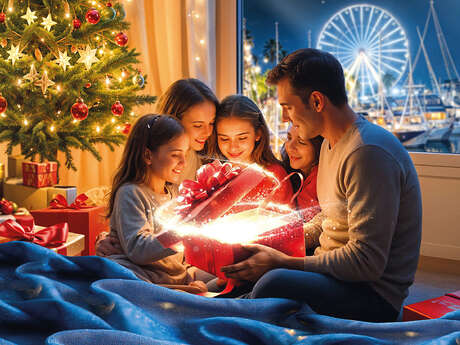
[303, 116, 422, 311]
[108, 183, 193, 285]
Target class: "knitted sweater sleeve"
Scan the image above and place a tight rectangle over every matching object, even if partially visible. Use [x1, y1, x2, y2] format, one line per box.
[303, 146, 402, 282]
[113, 185, 175, 265]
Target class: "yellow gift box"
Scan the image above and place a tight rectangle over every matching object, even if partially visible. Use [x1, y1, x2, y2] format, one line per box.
[7, 155, 25, 178]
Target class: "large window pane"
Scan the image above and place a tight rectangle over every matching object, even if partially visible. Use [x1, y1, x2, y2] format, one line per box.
[243, 0, 460, 154]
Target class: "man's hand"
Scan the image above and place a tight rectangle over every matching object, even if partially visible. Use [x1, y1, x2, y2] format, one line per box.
[95, 232, 123, 256]
[221, 244, 290, 282]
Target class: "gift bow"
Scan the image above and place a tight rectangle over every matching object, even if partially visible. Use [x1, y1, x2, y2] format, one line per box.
[176, 160, 241, 216]
[0, 219, 69, 247]
[49, 193, 91, 210]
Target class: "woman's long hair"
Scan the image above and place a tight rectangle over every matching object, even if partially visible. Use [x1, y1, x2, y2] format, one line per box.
[107, 114, 184, 218]
[210, 95, 279, 167]
[155, 78, 218, 156]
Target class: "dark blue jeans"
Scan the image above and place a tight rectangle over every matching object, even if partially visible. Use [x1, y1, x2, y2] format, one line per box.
[249, 269, 400, 322]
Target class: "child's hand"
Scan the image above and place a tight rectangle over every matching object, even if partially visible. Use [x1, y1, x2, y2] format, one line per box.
[188, 280, 208, 293]
[96, 232, 123, 256]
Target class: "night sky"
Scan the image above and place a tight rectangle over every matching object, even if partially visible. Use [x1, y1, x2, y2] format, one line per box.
[244, 0, 460, 88]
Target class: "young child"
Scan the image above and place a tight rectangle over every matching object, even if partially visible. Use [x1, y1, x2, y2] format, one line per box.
[155, 78, 218, 181]
[210, 95, 293, 205]
[282, 126, 323, 222]
[105, 114, 208, 293]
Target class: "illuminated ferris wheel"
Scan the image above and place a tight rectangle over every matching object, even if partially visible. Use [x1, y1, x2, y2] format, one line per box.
[317, 4, 409, 101]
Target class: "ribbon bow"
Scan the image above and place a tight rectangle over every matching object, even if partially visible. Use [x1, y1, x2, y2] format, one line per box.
[176, 160, 241, 217]
[0, 219, 69, 247]
[49, 193, 91, 210]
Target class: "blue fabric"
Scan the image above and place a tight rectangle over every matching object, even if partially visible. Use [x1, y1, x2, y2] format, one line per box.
[250, 269, 399, 322]
[0, 242, 459, 345]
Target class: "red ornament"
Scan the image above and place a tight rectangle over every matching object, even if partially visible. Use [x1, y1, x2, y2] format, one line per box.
[0, 95, 7, 113]
[71, 99, 89, 121]
[85, 8, 100, 24]
[0, 12, 5, 23]
[0, 199, 14, 215]
[122, 122, 131, 135]
[111, 101, 124, 116]
[106, 2, 112, 7]
[85, 83, 92, 89]
[115, 32, 128, 47]
[73, 18, 82, 29]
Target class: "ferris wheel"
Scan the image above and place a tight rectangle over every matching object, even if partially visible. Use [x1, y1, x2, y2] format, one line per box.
[317, 4, 409, 102]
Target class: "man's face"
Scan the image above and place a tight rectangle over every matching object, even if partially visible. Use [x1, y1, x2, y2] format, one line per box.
[277, 78, 322, 140]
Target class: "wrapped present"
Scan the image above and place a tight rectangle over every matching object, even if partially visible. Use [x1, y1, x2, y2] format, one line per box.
[0, 162, 4, 198]
[4, 178, 51, 210]
[7, 155, 25, 178]
[171, 160, 304, 279]
[403, 295, 460, 321]
[22, 161, 58, 188]
[47, 186, 77, 205]
[31, 195, 108, 255]
[0, 213, 34, 229]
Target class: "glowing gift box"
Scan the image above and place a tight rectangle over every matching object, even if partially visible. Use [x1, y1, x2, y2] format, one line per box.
[173, 160, 305, 279]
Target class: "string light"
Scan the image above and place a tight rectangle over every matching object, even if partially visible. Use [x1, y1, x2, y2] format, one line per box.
[195, 56, 200, 61]
[50, 125, 55, 132]
[96, 126, 101, 133]
[56, 84, 62, 92]
[200, 39, 205, 45]
[72, 119, 78, 124]
[121, 70, 126, 78]
[105, 76, 111, 86]
[130, 111, 135, 116]
[8, 7, 13, 12]
[23, 119, 28, 125]
[65, 12, 70, 18]
[1, 113, 6, 118]
[98, 48, 104, 55]
[17, 79, 22, 86]
[111, 117, 116, 123]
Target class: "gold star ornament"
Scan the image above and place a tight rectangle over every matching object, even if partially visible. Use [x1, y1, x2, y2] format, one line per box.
[23, 64, 40, 82]
[34, 71, 55, 95]
[77, 46, 99, 70]
[7, 44, 24, 66]
[54, 50, 72, 71]
[41, 13, 57, 31]
[21, 7, 38, 25]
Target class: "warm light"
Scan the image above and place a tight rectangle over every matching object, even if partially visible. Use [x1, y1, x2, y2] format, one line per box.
[56, 85, 61, 92]
[65, 13, 70, 18]
[40, 38, 45, 42]
[23, 119, 28, 125]
[0, 113, 6, 118]
[105, 76, 110, 86]
[263, 57, 269, 63]
[121, 71, 126, 78]
[50, 125, 55, 132]
[98, 48, 104, 55]
[195, 56, 200, 61]
[199, 39, 205, 45]
[115, 125, 121, 131]
[8, 7, 13, 12]
[112, 31, 116, 35]
[111, 117, 116, 123]
[57, 110, 61, 115]
[118, 77, 122, 82]
[72, 119, 78, 124]
[17, 79, 22, 86]
[92, 1, 96, 5]
[96, 126, 101, 133]
[95, 36, 100, 41]
[130, 111, 135, 116]
[194, 13, 200, 19]
[254, 66, 261, 73]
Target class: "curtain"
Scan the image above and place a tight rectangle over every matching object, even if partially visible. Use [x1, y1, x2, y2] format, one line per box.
[55, 0, 217, 193]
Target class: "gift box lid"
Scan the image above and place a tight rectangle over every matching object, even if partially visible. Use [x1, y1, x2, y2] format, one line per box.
[179, 161, 272, 224]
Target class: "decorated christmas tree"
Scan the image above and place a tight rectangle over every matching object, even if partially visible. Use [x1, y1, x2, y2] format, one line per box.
[0, 0, 156, 170]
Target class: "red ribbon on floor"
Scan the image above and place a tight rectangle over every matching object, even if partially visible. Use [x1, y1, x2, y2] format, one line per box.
[0, 219, 69, 247]
[49, 193, 91, 210]
[176, 160, 241, 217]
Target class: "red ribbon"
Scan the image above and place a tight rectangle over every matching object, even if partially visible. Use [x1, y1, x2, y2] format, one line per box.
[176, 160, 241, 217]
[0, 219, 69, 247]
[49, 193, 91, 210]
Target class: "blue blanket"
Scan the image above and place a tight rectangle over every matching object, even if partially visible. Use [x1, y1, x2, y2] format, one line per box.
[1, 242, 459, 345]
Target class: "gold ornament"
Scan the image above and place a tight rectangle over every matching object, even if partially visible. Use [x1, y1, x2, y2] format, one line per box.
[0, 39, 7, 48]
[41, 13, 57, 31]
[21, 7, 38, 25]
[77, 45, 100, 70]
[6, 44, 24, 66]
[34, 71, 55, 95]
[34, 48, 43, 62]
[23, 64, 40, 82]
[54, 50, 71, 71]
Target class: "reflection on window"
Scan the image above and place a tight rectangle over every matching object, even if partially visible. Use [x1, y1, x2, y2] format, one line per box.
[243, 0, 460, 154]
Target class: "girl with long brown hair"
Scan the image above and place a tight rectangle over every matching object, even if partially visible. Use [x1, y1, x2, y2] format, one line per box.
[210, 95, 293, 205]
[105, 114, 209, 293]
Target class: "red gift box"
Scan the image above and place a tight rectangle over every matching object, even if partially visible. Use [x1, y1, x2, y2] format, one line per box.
[0, 214, 34, 229]
[183, 208, 305, 279]
[403, 295, 460, 321]
[22, 161, 58, 188]
[446, 290, 460, 300]
[30, 206, 108, 256]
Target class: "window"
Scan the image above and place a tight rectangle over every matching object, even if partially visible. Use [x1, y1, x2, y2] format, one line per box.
[242, 0, 460, 154]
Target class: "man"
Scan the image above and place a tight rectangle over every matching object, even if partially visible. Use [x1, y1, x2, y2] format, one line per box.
[222, 49, 422, 322]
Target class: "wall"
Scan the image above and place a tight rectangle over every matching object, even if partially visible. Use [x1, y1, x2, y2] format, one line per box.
[410, 152, 460, 261]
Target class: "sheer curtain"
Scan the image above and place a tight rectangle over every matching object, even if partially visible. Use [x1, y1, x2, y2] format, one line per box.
[56, 0, 218, 193]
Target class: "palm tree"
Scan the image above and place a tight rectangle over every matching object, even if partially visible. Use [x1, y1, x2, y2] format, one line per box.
[263, 39, 287, 64]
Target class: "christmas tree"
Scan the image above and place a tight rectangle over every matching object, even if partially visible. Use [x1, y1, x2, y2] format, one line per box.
[0, 0, 156, 170]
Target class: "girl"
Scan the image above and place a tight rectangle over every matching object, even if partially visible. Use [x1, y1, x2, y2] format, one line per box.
[105, 114, 209, 293]
[282, 126, 323, 222]
[96, 79, 218, 257]
[211, 95, 293, 205]
[155, 78, 218, 181]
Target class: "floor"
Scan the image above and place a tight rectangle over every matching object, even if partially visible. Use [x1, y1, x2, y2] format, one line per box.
[405, 269, 460, 306]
